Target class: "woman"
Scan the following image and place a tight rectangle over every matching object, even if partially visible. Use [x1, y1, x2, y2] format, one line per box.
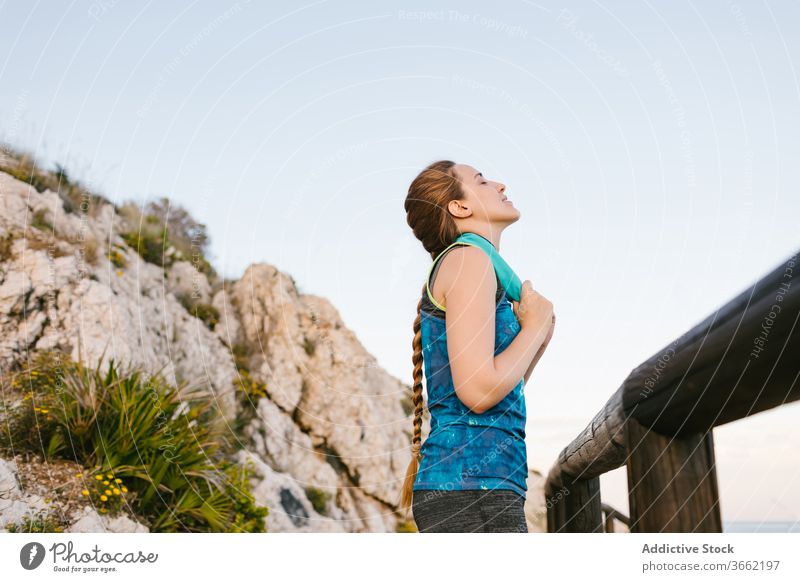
[400, 160, 555, 533]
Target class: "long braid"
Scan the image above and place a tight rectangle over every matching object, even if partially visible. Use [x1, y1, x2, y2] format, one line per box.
[399, 159, 464, 523]
[399, 285, 427, 516]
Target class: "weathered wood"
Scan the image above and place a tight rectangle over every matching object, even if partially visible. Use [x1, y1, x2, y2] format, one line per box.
[625, 416, 722, 532]
[544, 248, 797, 533]
[546, 475, 602, 532]
[544, 386, 628, 498]
[546, 483, 566, 533]
[601, 502, 630, 532]
[623, 250, 799, 436]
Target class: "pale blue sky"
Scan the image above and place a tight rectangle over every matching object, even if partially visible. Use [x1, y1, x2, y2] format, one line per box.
[2, 1, 798, 524]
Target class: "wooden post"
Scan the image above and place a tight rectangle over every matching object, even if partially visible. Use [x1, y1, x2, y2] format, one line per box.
[547, 475, 603, 532]
[545, 486, 564, 533]
[625, 417, 722, 532]
[604, 513, 615, 533]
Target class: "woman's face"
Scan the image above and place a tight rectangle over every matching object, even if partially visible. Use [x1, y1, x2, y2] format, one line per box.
[450, 163, 520, 226]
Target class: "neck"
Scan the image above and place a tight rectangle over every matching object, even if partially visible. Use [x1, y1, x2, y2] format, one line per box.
[461, 226, 503, 251]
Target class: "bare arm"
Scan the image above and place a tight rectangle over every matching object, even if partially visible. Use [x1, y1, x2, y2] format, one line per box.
[523, 349, 541, 386]
[521, 313, 555, 385]
[441, 247, 549, 414]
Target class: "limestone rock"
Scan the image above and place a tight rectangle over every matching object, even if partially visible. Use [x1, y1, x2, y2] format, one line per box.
[230, 266, 413, 509]
[211, 288, 241, 346]
[0, 170, 237, 422]
[67, 506, 149, 533]
[0, 458, 51, 530]
[166, 260, 212, 304]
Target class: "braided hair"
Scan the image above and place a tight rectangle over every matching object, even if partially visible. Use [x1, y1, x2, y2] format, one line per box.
[399, 160, 466, 516]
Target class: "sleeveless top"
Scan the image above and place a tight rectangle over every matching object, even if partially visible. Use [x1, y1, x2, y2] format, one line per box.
[412, 240, 528, 498]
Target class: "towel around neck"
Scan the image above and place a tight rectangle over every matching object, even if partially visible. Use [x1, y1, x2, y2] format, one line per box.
[454, 232, 522, 303]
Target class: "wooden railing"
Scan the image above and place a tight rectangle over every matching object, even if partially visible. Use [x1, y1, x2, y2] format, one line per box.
[545, 249, 799, 533]
[601, 503, 630, 533]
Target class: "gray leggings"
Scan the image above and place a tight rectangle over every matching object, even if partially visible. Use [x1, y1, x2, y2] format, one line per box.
[412, 488, 528, 533]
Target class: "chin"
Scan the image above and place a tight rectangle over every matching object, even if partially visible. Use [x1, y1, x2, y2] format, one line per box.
[491, 206, 521, 225]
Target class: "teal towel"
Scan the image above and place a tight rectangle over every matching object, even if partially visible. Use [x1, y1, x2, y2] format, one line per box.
[455, 232, 522, 303]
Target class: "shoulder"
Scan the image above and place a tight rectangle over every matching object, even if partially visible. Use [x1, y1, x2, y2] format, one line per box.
[436, 245, 497, 298]
[440, 243, 491, 268]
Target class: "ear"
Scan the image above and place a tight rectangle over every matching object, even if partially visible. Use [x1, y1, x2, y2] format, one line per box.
[447, 199, 472, 219]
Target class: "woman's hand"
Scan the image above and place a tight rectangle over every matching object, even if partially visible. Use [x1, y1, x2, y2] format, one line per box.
[512, 280, 553, 337]
[512, 282, 555, 378]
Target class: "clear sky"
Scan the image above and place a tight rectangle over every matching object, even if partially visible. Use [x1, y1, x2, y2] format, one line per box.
[2, 0, 798, 524]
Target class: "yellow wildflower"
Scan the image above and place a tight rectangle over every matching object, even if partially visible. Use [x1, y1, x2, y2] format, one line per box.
[114, 478, 122, 484]
[81, 490, 89, 496]
[103, 480, 110, 485]
[121, 486, 128, 493]
[106, 473, 113, 479]
[95, 475, 103, 480]
[112, 488, 120, 495]
[104, 489, 112, 496]
[100, 494, 108, 501]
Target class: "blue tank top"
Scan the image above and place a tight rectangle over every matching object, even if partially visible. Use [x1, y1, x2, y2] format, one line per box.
[412, 240, 528, 498]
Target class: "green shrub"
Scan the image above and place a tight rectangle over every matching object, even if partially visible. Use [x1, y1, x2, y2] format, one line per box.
[230, 344, 267, 399]
[5, 510, 65, 533]
[31, 208, 52, 231]
[106, 243, 128, 269]
[0, 147, 110, 216]
[305, 486, 331, 515]
[1, 350, 269, 532]
[0, 232, 14, 262]
[228, 343, 268, 441]
[120, 229, 166, 267]
[176, 292, 220, 330]
[231, 343, 267, 406]
[1, 154, 52, 194]
[231, 342, 249, 365]
[118, 198, 216, 279]
[0, 147, 212, 277]
[192, 302, 219, 329]
[234, 367, 267, 401]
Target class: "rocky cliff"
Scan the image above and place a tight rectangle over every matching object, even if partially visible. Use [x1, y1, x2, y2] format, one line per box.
[0, 153, 548, 533]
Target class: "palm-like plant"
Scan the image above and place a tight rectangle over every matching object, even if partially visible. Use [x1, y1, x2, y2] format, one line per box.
[2, 350, 268, 532]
